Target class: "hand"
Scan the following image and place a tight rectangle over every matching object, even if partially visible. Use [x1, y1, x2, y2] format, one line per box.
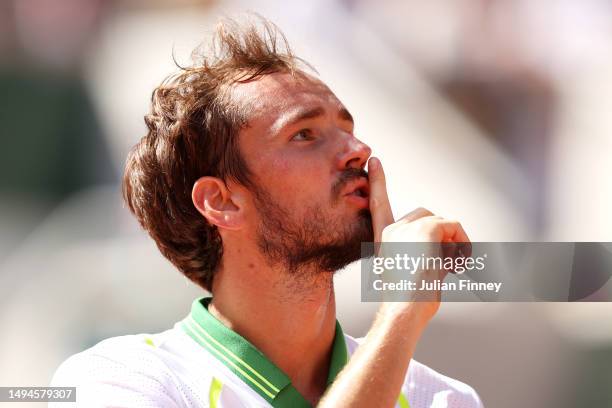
[367, 157, 471, 323]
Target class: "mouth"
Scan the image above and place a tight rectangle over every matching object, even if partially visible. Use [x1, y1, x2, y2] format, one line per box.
[348, 186, 368, 198]
[343, 177, 369, 196]
[343, 178, 370, 205]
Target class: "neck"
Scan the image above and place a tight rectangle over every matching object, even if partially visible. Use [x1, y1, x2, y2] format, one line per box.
[208, 244, 338, 405]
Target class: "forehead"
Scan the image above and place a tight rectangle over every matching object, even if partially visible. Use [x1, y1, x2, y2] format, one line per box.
[229, 71, 344, 127]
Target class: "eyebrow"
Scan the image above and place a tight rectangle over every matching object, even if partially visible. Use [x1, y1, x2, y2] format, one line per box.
[272, 106, 354, 134]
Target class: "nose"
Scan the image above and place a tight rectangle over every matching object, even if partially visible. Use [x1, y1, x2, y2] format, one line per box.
[337, 134, 372, 170]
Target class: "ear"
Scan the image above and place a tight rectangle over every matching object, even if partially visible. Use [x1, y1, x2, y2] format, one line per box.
[192, 177, 244, 230]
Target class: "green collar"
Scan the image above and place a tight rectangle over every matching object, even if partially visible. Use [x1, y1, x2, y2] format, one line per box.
[180, 297, 349, 408]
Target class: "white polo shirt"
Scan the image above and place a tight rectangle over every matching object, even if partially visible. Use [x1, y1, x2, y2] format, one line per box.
[50, 297, 483, 407]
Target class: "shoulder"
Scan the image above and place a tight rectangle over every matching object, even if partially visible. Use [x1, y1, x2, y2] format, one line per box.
[346, 334, 483, 408]
[52, 331, 176, 383]
[50, 331, 186, 407]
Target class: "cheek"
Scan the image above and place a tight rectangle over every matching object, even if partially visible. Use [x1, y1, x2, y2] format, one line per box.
[271, 156, 291, 173]
[266, 157, 331, 204]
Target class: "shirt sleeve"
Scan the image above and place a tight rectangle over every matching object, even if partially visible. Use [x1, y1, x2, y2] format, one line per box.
[49, 349, 183, 408]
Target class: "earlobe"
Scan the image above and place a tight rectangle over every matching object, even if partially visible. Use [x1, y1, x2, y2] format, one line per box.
[192, 177, 243, 230]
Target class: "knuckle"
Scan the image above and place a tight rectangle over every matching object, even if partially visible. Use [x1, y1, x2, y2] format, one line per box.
[417, 207, 435, 216]
[417, 221, 436, 234]
[421, 216, 441, 225]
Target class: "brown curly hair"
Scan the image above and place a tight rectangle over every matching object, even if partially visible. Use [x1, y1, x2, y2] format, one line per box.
[122, 15, 308, 291]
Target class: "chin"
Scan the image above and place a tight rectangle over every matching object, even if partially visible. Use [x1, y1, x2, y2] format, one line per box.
[355, 208, 374, 238]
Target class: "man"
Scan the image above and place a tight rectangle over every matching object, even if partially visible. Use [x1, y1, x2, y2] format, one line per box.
[51, 16, 483, 408]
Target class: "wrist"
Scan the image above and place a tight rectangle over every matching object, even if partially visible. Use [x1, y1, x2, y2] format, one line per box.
[378, 302, 433, 331]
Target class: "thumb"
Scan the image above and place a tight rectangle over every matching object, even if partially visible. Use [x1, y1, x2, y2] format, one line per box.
[368, 157, 394, 242]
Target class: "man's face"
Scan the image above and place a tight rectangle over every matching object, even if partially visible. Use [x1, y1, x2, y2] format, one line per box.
[232, 71, 373, 274]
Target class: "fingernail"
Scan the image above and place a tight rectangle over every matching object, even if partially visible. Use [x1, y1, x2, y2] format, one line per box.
[369, 157, 379, 171]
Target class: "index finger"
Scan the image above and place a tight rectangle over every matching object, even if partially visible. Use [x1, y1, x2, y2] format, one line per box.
[368, 157, 394, 241]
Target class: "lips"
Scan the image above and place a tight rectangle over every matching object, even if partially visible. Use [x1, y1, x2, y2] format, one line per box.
[342, 178, 370, 199]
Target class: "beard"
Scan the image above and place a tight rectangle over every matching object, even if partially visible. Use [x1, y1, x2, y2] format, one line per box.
[253, 168, 373, 275]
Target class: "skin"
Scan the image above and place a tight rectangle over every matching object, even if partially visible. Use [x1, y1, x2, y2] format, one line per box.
[192, 71, 470, 406]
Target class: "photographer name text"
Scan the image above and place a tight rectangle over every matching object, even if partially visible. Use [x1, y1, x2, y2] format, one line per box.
[372, 279, 503, 293]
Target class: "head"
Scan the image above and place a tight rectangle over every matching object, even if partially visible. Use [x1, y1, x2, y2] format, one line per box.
[123, 15, 373, 293]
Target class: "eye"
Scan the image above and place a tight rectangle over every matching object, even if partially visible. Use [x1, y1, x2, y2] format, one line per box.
[291, 129, 314, 141]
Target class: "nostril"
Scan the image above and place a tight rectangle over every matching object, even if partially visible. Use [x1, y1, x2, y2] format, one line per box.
[345, 157, 362, 170]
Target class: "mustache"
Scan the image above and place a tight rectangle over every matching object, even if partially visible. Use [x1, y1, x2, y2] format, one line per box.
[331, 168, 369, 200]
